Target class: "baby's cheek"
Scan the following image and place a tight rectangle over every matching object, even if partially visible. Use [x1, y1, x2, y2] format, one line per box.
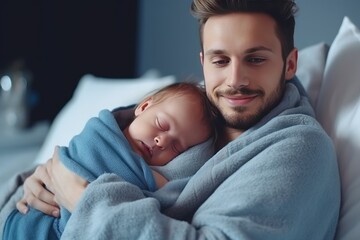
[164, 151, 178, 164]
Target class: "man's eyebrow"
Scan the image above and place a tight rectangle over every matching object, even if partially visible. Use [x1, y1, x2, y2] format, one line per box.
[204, 49, 228, 56]
[244, 46, 273, 54]
[205, 46, 273, 56]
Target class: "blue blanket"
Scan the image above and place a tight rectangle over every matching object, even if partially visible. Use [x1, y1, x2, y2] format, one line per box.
[59, 109, 156, 190]
[3, 109, 157, 239]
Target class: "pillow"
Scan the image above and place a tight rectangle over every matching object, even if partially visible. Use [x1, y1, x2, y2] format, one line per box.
[34, 74, 176, 164]
[315, 17, 360, 240]
[296, 42, 329, 108]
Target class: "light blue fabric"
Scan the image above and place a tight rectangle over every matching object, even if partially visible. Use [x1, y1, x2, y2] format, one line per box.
[62, 79, 341, 240]
[3, 109, 157, 240]
[59, 109, 156, 190]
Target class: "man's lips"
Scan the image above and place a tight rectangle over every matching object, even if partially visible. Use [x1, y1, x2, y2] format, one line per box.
[221, 94, 258, 106]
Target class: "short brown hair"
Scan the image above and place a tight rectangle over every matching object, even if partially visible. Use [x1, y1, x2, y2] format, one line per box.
[191, 0, 298, 60]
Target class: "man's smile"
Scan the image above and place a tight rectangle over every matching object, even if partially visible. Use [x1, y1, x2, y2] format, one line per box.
[221, 94, 259, 106]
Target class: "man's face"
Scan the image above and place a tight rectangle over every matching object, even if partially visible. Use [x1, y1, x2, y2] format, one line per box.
[201, 13, 297, 139]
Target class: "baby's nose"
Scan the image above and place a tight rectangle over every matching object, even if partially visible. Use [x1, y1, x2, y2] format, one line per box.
[154, 135, 169, 149]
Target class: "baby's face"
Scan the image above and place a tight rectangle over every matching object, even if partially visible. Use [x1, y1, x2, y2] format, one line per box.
[124, 94, 210, 166]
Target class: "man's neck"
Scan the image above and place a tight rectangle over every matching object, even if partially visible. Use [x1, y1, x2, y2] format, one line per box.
[216, 126, 243, 150]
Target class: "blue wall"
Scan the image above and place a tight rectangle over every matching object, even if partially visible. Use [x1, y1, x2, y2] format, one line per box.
[137, 0, 200, 80]
[137, 0, 360, 80]
[295, 0, 360, 48]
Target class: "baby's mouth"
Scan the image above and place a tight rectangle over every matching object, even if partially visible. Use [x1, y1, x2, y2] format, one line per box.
[140, 141, 153, 159]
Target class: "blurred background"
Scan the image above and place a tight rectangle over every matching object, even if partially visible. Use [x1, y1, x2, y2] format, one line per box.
[1, 0, 359, 128]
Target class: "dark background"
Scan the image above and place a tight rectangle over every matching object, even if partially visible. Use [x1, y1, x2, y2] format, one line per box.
[1, 0, 360, 127]
[0, 0, 138, 125]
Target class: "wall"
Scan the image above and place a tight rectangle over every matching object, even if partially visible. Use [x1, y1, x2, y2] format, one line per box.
[295, 0, 360, 48]
[0, 0, 138, 125]
[137, 0, 360, 80]
[137, 0, 201, 80]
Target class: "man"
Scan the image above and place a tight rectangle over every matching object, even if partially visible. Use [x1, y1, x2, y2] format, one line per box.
[9, 0, 341, 239]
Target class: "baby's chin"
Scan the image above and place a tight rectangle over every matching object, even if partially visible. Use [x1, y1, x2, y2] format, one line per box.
[136, 150, 149, 162]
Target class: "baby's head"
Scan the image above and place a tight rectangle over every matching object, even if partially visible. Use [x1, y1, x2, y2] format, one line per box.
[123, 82, 218, 166]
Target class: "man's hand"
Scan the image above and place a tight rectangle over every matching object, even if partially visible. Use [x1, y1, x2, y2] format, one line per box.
[46, 146, 88, 212]
[16, 162, 60, 217]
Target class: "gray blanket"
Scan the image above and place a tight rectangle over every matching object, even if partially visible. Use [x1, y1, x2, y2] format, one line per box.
[1, 78, 341, 240]
[62, 79, 341, 239]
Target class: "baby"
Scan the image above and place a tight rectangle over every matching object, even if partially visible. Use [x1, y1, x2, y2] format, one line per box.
[4, 81, 218, 240]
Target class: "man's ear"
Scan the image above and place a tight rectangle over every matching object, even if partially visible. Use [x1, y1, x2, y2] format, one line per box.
[285, 48, 298, 80]
[200, 52, 204, 66]
[134, 97, 153, 116]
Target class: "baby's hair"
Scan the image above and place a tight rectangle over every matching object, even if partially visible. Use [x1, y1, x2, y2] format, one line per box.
[140, 81, 220, 143]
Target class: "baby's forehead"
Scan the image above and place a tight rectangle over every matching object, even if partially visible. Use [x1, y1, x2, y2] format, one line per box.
[165, 91, 200, 99]
[157, 92, 201, 107]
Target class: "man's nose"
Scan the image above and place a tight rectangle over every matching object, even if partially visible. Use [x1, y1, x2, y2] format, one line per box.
[226, 61, 249, 89]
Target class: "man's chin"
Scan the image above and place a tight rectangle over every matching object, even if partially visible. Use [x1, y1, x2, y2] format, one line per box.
[223, 111, 263, 130]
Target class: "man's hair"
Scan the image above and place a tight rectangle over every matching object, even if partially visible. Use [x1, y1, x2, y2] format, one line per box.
[140, 82, 220, 141]
[190, 0, 298, 60]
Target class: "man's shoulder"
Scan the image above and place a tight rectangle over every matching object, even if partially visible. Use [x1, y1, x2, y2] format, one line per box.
[267, 113, 335, 155]
[228, 112, 336, 165]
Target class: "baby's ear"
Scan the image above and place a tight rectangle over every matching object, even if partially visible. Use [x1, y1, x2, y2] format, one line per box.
[134, 97, 153, 116]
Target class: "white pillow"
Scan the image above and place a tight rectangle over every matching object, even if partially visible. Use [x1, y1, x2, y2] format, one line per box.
[296, 42, 329, 108]
[34, 74, 176, 164]
[315, 17, 360, 240]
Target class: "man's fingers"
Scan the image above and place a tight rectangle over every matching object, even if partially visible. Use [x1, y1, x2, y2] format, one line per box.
[33, 164, 52, 189]
[16, 194, 59, 217]
[26, 191, 57, 208]
[23, 177, 57, 206]
[16, 199, 29, 214]
[19, 162, 60, 217]
[30, 198, 60, 217]
[26, 194, 60, 217]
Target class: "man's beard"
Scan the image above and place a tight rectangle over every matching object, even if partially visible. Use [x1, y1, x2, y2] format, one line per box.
[213, 71, 286, 131]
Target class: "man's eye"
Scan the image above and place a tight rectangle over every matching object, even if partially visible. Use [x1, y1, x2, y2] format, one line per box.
[212, 59, 230, 66]
[247, 57, 265, 64]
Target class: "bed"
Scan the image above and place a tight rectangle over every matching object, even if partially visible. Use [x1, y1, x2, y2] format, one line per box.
[1, 16, 359, 240]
